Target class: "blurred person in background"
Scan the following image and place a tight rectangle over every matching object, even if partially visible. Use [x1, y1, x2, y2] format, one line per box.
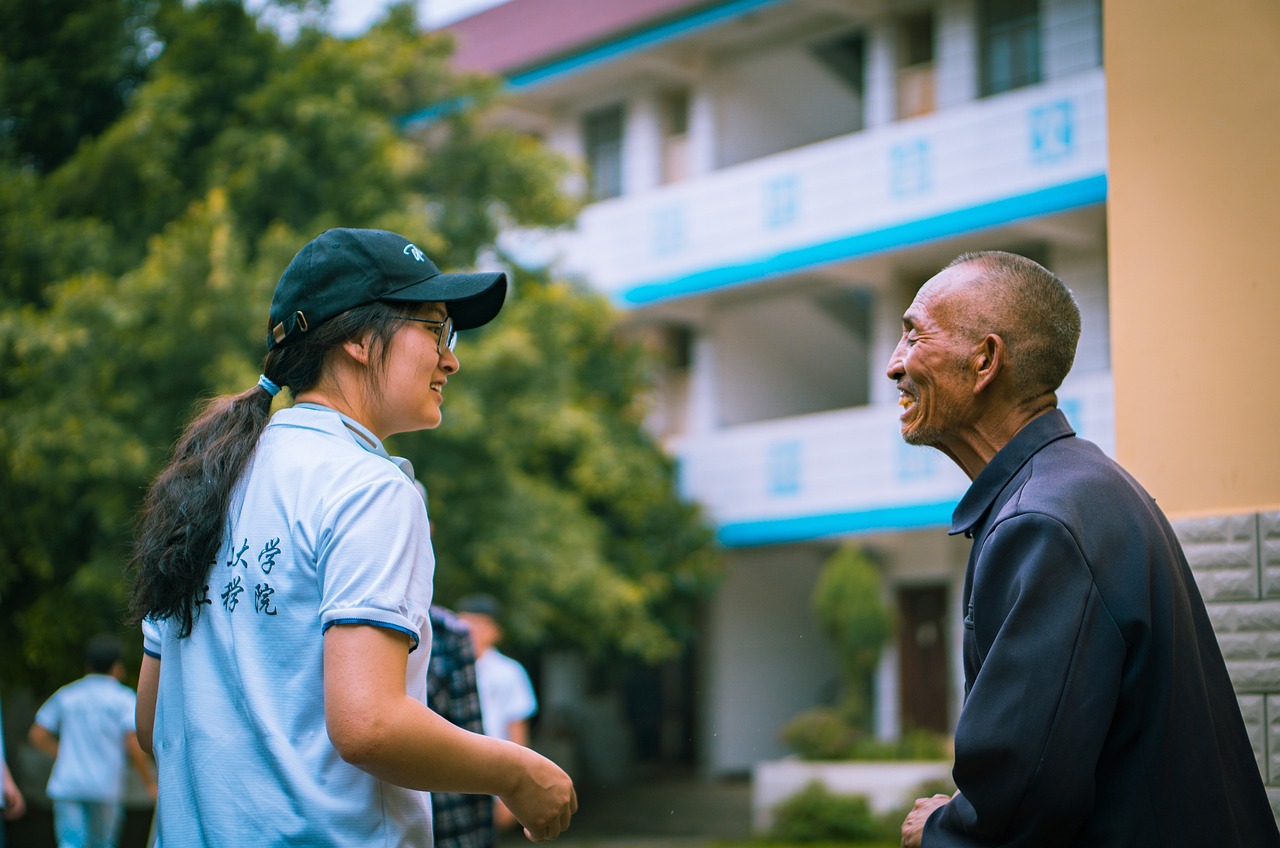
[28, 634, 155, 848]
[417, 480, 496, 848]
[456, 594, 538, 832]
[2, 692, 28, 847]
[126, 228, 575, 845]
[428, 605, 496, 848]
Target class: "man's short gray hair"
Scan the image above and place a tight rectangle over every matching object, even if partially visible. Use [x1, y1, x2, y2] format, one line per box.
[943, 251, 1082, 398]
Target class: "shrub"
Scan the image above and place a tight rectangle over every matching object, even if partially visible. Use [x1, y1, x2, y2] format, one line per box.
[811, 545, 892, 731]
[848, 729, 951, 762]
[780, 708, 860, 760]
[782, 708, 951, 762]
[768, 781, 895, 843]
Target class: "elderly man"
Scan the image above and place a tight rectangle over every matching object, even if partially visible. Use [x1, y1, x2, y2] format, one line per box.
[890, 252, 1278, 847]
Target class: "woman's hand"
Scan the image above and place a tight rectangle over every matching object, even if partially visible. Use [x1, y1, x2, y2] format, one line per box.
[500, 745, 577, 842]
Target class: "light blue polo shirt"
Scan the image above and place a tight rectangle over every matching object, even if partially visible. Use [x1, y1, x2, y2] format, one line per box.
[143, 404, 435, 847]
[34, 674, 137, 802]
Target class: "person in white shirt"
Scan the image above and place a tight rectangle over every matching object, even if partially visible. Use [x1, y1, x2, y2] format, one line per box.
[1, 694, 27, 847]
[456, 594, 538, 831]
[455, 595, 538, 745]
[28, 635, 155, 848]
[126, 228, 576, 847]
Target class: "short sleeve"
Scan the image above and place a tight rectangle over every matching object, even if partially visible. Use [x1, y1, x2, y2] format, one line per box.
[34, 691, 62, 734]
[316, 474, 434, 650]
[118, 688, 138, 735]
[142, 616, 165, 659]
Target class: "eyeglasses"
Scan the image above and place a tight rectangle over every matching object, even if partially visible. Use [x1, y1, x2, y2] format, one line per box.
[398, 315, 456, 354]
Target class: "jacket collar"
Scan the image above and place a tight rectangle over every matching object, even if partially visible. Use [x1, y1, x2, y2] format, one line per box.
[949, 408, 1074, 536]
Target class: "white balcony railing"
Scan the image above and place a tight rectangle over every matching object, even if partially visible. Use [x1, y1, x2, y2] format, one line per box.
[556, 69, 1107, 306]
[676, 371, 1114, 546]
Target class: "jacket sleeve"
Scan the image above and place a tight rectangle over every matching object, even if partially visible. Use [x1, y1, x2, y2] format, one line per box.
[924, 513, 1126, 847]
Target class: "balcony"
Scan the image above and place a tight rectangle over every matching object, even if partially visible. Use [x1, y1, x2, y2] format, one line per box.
[675, 371, 1114, 547]
[557, 68, 1106, 307]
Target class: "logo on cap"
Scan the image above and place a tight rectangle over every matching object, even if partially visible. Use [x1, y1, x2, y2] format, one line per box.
[404, 243, 426, 262]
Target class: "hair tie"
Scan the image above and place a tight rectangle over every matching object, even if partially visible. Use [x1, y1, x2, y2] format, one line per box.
[257, 374, 282, 397]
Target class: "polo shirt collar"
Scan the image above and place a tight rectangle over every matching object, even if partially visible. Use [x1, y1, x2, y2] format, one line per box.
[949, 408, 1074, 536]
[290, 403, 415, 481]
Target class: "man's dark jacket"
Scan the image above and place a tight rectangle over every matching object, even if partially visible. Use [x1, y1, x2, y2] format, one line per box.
[924, 410, 1278, 847]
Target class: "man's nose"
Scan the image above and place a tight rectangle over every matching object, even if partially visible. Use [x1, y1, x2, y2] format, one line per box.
[885, 342, 905, 380]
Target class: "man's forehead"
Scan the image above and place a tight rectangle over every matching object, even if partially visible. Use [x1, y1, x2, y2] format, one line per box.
[909, 265, 982, 318]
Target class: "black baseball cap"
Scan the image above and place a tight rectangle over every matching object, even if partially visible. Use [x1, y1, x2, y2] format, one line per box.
[455, 593, 504, 621]
[268, 228, 507, 350]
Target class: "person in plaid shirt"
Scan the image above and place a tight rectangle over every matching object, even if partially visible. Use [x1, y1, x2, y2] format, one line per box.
[429, 605, 496, 848]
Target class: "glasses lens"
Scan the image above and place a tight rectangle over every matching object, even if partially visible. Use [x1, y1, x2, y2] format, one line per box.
[441, 316, 456, 354]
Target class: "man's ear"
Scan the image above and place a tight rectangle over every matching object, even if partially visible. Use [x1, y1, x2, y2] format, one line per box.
[972, 333, 1005, 395]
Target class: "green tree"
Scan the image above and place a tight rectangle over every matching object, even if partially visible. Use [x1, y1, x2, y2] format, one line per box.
[0, 0, 717, 689]
[812, 544, 893, 731]
[0, 0, 161, 173]
[402, 265, 720, 663]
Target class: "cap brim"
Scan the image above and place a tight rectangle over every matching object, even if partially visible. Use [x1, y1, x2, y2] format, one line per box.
[382, 271, 507, 331]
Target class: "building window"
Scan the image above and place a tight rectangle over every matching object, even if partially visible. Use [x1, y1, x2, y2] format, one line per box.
[659, 88, 690, 185]
[979, 0, 1041, 96]
[811, 31, 865, 98]
[583, 104, 624, 200]
[897, 10, 936, 119]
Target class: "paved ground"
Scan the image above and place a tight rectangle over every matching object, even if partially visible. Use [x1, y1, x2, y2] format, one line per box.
[502, 772, 754, 847]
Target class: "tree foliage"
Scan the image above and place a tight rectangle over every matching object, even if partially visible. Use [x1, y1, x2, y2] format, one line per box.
[404, 266, 720, 663]
[0, 0, 160, 173]
[0, 0, 719, 691]
[811, 544, 892, 730]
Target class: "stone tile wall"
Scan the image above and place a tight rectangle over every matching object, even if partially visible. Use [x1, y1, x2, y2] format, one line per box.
[1176, 510, 1280, 818]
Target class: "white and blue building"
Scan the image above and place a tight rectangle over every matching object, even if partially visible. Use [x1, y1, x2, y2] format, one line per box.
[435, 0, 1109, 776]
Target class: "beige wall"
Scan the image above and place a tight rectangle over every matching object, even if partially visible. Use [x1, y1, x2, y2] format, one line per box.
[1105, 0, 1280, 517]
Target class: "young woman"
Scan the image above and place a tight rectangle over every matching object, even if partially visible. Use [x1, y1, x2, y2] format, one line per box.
[127, 228, 576, 846]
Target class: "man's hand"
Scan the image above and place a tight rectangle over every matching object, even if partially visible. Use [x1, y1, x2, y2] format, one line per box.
[901, 793, 951, 848]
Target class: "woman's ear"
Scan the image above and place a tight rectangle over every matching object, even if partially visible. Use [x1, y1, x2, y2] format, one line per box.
[340, 332, 373, 367]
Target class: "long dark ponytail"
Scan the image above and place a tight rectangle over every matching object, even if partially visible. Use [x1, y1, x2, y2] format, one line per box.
[127, 301, 415, 636]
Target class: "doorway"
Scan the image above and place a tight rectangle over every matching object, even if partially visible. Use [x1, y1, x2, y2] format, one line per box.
[897, 585, 950, 733]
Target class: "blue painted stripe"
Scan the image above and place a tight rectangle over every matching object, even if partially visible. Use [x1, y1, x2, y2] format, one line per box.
[716, 499, 958, 547]
[506, 0, 790, 91]
[621, 173, 1108, 306]
[399, 95, 472, 130]
[402, 0, 789, 128]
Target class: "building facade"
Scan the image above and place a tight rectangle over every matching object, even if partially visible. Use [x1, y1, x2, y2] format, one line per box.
[1105, 0, 1280, 817]
[436, 0, 1110, 776]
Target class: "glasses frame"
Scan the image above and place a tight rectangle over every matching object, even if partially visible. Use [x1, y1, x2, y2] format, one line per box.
[398, 315, 456, 354]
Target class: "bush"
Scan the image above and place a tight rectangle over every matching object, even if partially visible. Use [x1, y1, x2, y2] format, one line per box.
[780, 708, 860, 761]
[848, 729, 950, 762]
[782, 708, 950, 762]
[768, 781, 895, 843]
[811, 545, 892, 731]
